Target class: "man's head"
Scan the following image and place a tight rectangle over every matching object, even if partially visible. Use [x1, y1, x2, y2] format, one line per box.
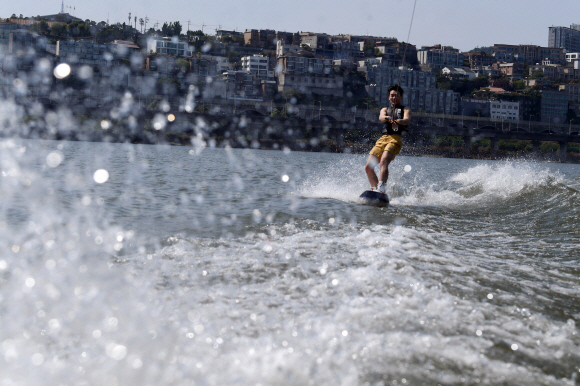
[388, 84, 404, 106]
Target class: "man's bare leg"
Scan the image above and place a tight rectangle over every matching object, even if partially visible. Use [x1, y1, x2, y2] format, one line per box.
[379, 151, 394, 187]
[364, 154, 380, 188]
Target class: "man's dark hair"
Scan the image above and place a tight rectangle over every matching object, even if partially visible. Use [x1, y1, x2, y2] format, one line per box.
[388, 84, 404, 96]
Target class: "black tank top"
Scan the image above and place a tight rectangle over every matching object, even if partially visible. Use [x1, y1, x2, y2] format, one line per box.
[382, 105, 408, 135]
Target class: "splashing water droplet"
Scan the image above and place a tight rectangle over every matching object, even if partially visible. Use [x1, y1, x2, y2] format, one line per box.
[93, 169, 109, 184]
[54, 63, 71, 79]
[46, 152, 63, 168]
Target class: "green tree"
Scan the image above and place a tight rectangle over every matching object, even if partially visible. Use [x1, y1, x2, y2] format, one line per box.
[176, 58, 190, 73]
[51, 22, 68, 37]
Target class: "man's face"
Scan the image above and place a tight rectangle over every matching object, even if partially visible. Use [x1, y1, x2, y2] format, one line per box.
[389, 90, 401, 106]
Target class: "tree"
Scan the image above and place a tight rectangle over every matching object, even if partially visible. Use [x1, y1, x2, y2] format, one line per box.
[139, 18, 144, 33]
[176, 58, 190, 73]
[51, 23, 68, 37]
[227, 50, 241, 64]
[162, 22, 182, 37]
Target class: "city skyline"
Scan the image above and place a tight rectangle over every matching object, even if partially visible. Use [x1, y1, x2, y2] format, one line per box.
[1, 0, 579, 52]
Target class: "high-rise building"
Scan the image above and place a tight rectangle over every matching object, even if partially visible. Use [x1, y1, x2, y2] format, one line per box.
[548, 26, 580, 53]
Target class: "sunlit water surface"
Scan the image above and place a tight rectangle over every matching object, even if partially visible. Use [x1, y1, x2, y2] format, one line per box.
[1, 139, 579, 385]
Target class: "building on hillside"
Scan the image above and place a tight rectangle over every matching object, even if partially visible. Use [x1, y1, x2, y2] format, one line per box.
[441, 67, 476, 79]
[277, 51, 333, 75]
[373, 45, 401, 67]
[201, 54, 232, 73]
[327, 39, 360, 59]
[220, 70, 263, 100]
[215, 30, 244, 41]
[464, 52, 496, 68]
[277, 50, 342, 96]
[300, 33, 333, 57]
[549, 26, 580, 53]
[479, 86, 507, 95]
[276, 40, 300, 58]
[564, 52, 580, 70]
[277, 72, 343, 97]
[417, 44, 463, 71]
[146, 37, 193, 57]
[333, 35, 397, 46]
[493, 62, 525, 80]
[540, 89, 569, 124]
[559, 83, 580, 102]
[0, 24, 50, 55]
[36, 13, 83, 23]
[524, 78, 553, 87]
[363, 66, 458, 113]
[145, 55, 177, 75]
[527, 63, 578, 81]
[190, 57, 217, 77]
[459, 98, 491, 117]
[56, 40, 112, 65]
[109, 40, 140, 59]
[472, 65, 499, 77]
[241, 54, 275, 81]
[493, 44, 565, 65]
[244, 29, 300, 48]
[490, 100, 521, 121]
[492, 52, 524, 63]
[333, 59, 356, 69]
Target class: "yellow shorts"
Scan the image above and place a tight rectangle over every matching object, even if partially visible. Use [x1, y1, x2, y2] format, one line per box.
[369, 134, 403, 159]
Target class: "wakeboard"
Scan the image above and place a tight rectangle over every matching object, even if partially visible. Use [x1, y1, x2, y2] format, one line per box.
[359, 190, 389, 207]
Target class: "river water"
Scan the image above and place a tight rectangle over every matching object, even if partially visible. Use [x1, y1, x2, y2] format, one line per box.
[1, 138, 579, 385]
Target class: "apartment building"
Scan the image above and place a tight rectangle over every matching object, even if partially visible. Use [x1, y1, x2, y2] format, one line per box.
[549, 26, 580, 53]
[244, 29, 300, 48]
[493, 44, 565, 65]
[276, 40, 300, 58]
[493, 62, 525, 80]
[277, 52, 333, 75]
[146, 37, 193, 57]
[276, 51, 342, 96]
[490, 100, 521, 121]
[417, 45, 463, 71]
[241, 54, 275, 81]
[529, 64, 579, 81]
[559, 83, 580, 102]
[190, 57, 217, 77]
[145, 55, 177, 75]
[277, 72, 343, 97]
[442, 67, 476, 79]
[464, 52, 496, 68]
[220, 70, 263, 100]
[540, 89, 569, 124]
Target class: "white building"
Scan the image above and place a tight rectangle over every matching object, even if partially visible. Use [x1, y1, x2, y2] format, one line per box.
[442, 67, 477, 79]
[565, 52, 580, 69]
[241, 54, 275, 81]
[147, 37, 193, 57]
[276, 40, 300, 58]
[490, 100, 520, 121]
